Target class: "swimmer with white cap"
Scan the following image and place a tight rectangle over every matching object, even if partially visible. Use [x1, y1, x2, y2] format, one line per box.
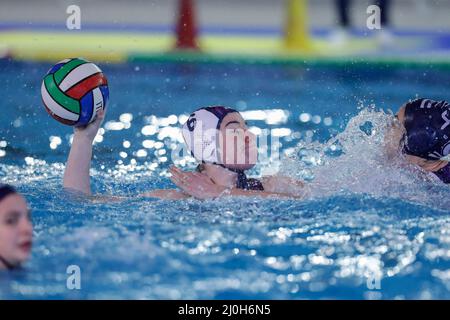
[146, 106, 308, 199]
[63, 106, 307, 199]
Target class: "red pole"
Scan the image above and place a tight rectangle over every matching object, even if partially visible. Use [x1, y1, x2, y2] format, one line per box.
[175, 0, 199, 50]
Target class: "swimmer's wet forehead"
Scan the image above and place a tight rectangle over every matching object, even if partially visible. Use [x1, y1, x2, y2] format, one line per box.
[0, 194, 28, 212]
[0, 194, 30, 222]
[220, 113, 246, 130]
[225, 121, 240, 127]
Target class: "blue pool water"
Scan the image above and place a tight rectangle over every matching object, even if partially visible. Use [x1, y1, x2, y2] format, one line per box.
[0, 59, 450, 299]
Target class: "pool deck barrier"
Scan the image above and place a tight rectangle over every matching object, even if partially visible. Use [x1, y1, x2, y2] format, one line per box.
[2, 26, 450, 65]
[1, 0, 450, 65]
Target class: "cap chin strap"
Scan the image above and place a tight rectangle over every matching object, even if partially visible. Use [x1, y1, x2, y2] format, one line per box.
[0, 254, 16, 271]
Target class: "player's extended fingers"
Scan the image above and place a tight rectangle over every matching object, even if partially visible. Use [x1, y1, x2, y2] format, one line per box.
[170, 175, 186, 190]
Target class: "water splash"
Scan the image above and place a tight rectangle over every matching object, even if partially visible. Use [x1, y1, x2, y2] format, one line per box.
[1, 107, 450, 299]
[280, 107, 450, 210]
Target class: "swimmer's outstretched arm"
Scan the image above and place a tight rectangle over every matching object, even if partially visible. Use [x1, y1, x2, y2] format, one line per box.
[63, 109, 105, 196]
[141, 187, 293, 200]
[140, 189, 190, 200]
[260, 176, 307, 198]
[168, 166, 306, 200]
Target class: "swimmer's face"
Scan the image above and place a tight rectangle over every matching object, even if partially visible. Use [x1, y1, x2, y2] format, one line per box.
[0, 194, 33, 268]
[396, 105, 406, 125]
[218, 112, 257, 170]
[384, 106, 407, 161]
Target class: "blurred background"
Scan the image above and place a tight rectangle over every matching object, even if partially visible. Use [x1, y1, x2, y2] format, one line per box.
[1, 0, 450, 62]
[1, 0, 449, 30]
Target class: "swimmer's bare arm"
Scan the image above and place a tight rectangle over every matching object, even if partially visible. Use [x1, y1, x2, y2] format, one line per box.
[169, 166, 305, 199]
[142, 187, 296, 200]
[63, 109, 105, 196]
[227, 188, 304, 199]
[140, 189, 190, 200]
[260, 176, 308, 198]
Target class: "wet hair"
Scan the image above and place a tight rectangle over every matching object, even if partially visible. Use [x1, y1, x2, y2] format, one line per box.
[0, 184, 17, 203]
[0, 184, 20, 271]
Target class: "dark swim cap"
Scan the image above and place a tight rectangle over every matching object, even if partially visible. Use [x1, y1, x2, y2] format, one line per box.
[403, 98, 450, 160]
[0, 184, 17, 203]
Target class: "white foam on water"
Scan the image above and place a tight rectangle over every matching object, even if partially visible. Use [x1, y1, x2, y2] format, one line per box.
[279, 107, 450, 209]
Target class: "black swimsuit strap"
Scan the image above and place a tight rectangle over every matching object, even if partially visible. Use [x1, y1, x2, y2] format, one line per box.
[235, 170, 249, 190]
[218, 164, 264, 191]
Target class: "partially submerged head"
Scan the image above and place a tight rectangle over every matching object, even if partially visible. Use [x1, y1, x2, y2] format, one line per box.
[0, 184, 33, 270]
[395, 98, 450, 176]
[182, 106, 257, 171]
[400, 99, 450, 159]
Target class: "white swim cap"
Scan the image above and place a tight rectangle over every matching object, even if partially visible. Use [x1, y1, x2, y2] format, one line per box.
[182, 106, 238, 163]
